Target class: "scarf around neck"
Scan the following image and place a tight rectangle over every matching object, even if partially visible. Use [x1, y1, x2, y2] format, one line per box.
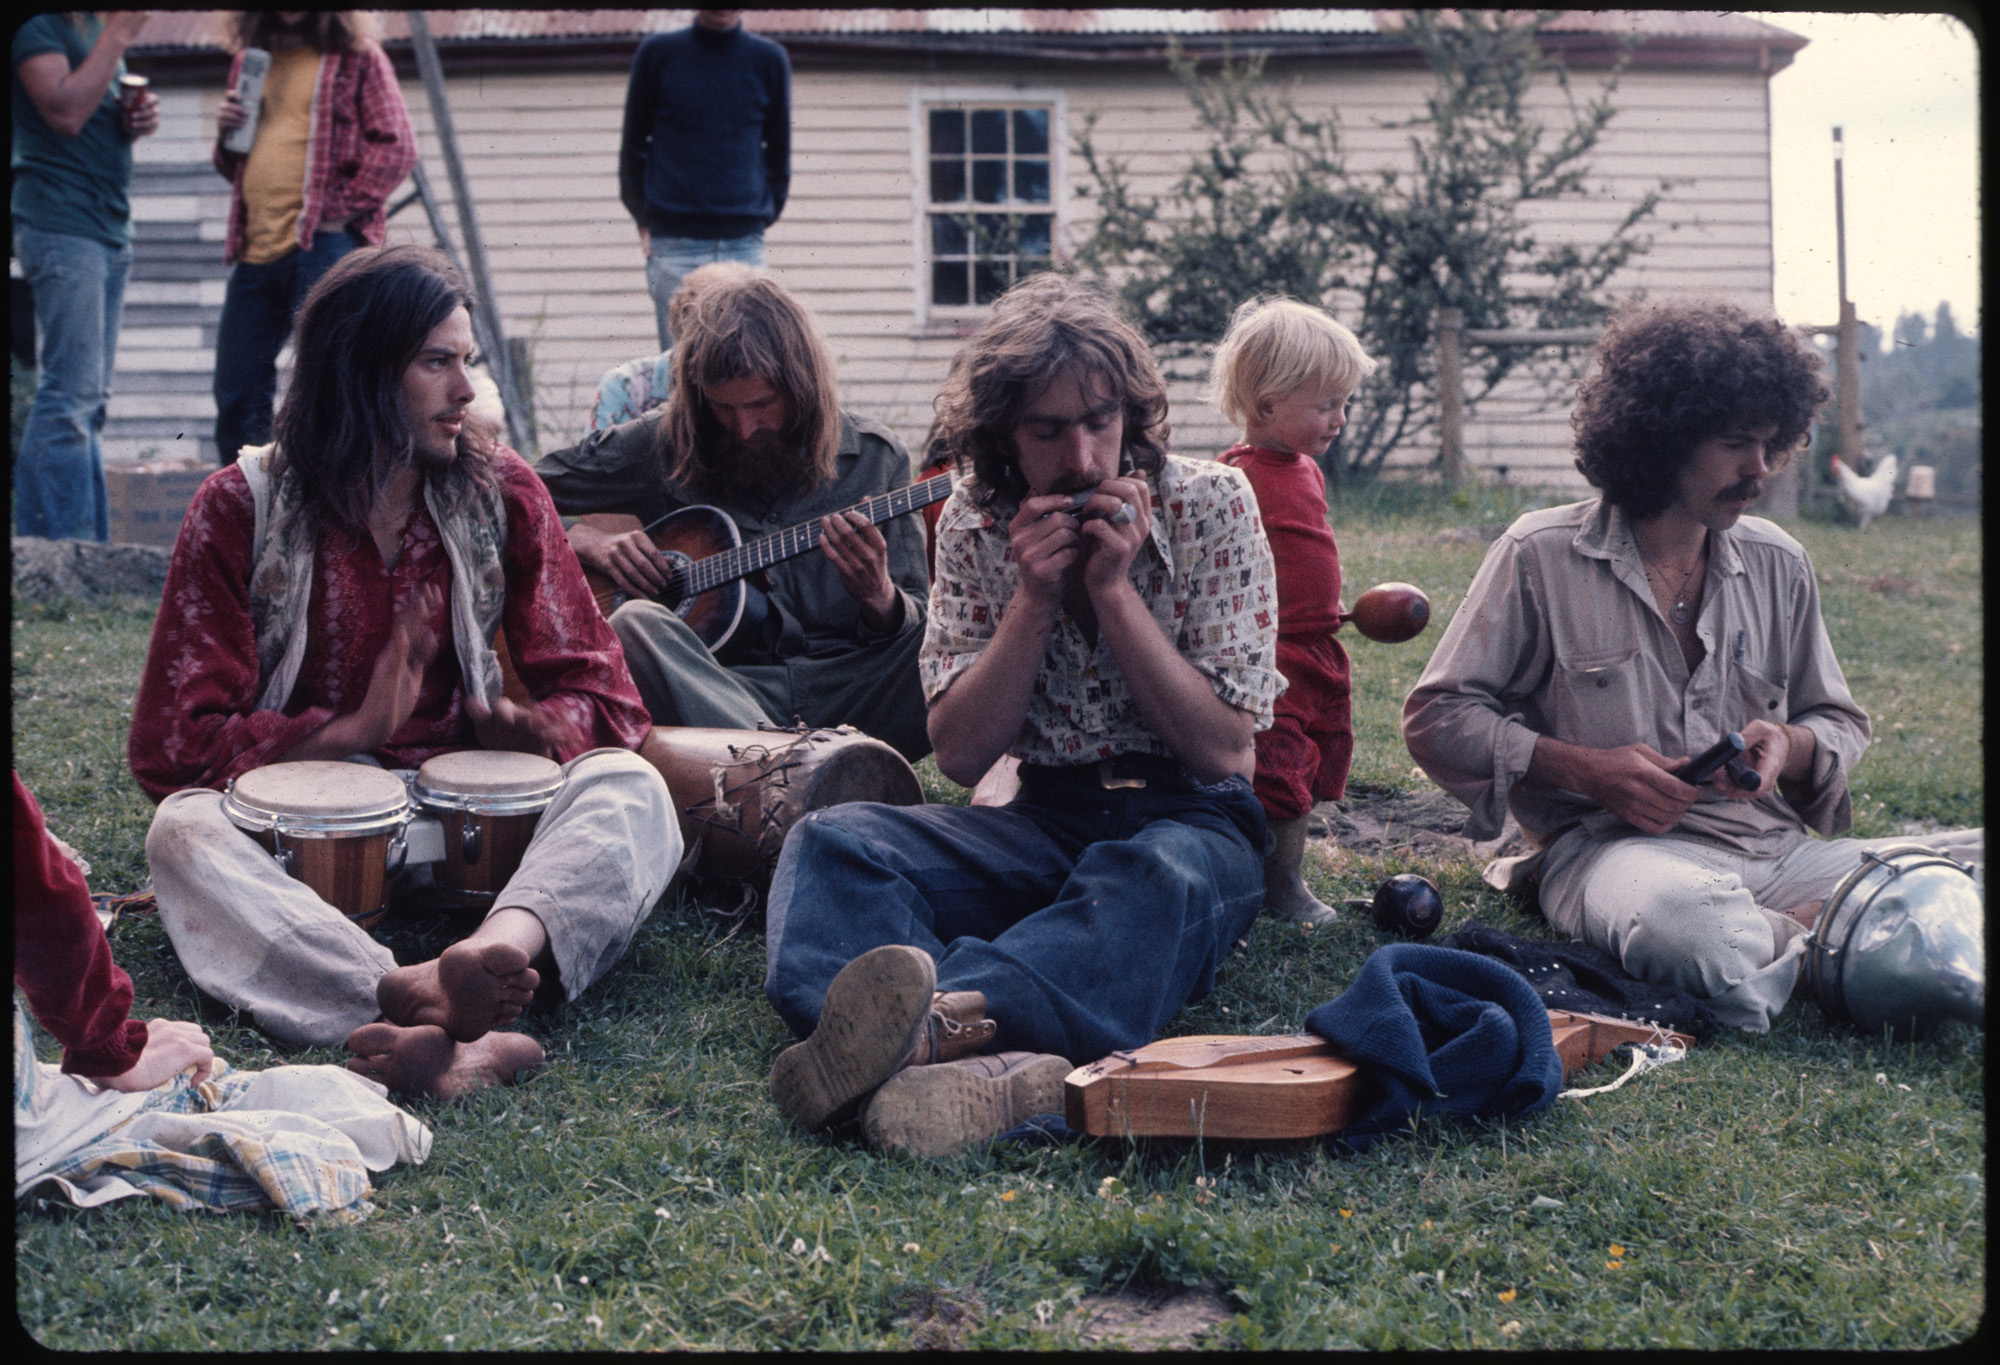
[237, 445, 508, 715]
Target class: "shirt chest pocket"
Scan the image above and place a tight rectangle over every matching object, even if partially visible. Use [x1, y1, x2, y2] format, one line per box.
[1732, 658, 1789, 725]
[1552, 648, 1648, 751]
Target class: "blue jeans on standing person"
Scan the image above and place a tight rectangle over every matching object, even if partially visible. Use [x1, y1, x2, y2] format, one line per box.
[644, 231, 765, 348]
[211, 228, 361, 464]
[764, 765, 1269, 1066]
[13, 223, 131, 541]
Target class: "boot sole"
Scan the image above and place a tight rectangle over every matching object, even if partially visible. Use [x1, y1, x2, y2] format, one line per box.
[771, 945, 936, 1131]
[861, 1054, 1072, 1159]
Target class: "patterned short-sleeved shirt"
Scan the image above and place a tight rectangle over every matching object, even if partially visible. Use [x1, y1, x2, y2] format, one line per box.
[922, 454, 1284, 766]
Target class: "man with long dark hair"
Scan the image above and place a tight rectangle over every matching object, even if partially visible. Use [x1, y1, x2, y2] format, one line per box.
[209, 10, 415, 464]
[128, 246, 679, 1099]
[1404, 298, 1981, 1032]
[535, 269, 933, 760]
[759, 273, 1284, 1157]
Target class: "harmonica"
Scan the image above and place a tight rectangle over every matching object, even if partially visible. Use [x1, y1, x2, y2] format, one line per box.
[1047, 486, 1136, 525]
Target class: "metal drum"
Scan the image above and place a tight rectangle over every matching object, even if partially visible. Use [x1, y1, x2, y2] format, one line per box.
[1803, 845, 1984, 1039]
[222, 761, 413, 928]
[413, 750, 565, 907]
[640, 724, 924, 891]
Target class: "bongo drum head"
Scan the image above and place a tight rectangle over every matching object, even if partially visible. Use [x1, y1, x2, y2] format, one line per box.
[225, 761, 410, 833]
[415, 750, 565, 813]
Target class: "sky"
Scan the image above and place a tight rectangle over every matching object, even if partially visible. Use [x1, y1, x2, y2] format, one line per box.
[1749, 10, 1980, 336]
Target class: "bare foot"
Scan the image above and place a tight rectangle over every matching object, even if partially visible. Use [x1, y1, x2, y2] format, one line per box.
[377, 941, 538, 1043]
[344, 1022, 545, 1099]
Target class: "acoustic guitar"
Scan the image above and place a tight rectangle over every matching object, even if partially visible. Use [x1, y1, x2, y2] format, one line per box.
[1063, 1009, 1697, 1141]
[576, 473, 956, 651]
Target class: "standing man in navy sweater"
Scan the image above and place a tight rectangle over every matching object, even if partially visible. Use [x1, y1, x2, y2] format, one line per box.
[620, 9, 791, 349]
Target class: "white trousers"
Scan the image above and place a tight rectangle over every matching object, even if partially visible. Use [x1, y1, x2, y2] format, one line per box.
[147, 748, 679, 1048]
[1538, 825, 1984, 1033]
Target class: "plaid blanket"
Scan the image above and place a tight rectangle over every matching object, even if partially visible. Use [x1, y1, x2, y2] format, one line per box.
[16, 1003, 431, 1222]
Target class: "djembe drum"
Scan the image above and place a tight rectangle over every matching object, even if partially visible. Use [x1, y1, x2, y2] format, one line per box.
[639, 724, 924, 891]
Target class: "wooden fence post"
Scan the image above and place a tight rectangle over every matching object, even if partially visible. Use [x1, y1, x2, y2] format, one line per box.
[1437, 308, 1464, 489]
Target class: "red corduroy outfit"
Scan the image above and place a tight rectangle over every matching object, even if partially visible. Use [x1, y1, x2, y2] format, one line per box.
[12, 772, 148, 1079]
[1219, 444, 1353, 820]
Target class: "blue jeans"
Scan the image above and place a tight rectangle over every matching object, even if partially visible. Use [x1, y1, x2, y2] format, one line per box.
[13, 224, 131, 541]
[764, 766, 1269, 1064]
[212, 228, 360, 464]
[644, 231, 765, 348]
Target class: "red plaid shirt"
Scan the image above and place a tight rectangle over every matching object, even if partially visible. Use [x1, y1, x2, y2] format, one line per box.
[213, 40, 417, 265]
[128, 453, 653, 802]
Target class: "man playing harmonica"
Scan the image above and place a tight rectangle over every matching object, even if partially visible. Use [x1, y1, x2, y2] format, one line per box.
[128, 246, 677, 1097]
[761, 273, 1284, 1157]
[533, 269, 933, 760]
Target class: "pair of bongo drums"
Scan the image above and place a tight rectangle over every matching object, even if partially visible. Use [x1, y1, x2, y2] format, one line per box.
[221, 751, 564, 928]
[221, 725, 926, 926]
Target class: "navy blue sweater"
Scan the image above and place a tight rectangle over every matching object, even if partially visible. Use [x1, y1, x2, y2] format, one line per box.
[619, 22, 791, 239]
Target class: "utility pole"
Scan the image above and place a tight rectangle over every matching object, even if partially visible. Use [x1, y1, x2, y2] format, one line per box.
[1833, 125, 1864, 473]
[407, 12, 534, 455]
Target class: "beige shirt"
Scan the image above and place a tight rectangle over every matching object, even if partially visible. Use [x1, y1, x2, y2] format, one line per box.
[1403, 498, 1870, 857]
[923, 454, 1283, 766]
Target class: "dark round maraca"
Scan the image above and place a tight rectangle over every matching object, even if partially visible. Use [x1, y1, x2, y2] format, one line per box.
[1370, 873, 1444, 938]
[1344, 582, 1431, 643]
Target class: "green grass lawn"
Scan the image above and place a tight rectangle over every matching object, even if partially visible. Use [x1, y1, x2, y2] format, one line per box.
[12, 490, 1983, 1350]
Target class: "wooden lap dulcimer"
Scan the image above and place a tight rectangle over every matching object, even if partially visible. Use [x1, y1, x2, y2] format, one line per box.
[575, 473, 955, 651]
[1064, 1010, 1696, 1141]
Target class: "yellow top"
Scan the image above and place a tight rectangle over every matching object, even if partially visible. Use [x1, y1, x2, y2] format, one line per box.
[238, 47, 322, 266]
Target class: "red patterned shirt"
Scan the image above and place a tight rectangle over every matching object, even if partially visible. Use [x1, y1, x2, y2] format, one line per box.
[128, 452, 650, 802]
[213, 40, 417, 265]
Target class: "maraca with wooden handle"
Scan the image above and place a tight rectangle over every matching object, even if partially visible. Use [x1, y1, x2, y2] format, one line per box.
[1340, 582, 1431, 643]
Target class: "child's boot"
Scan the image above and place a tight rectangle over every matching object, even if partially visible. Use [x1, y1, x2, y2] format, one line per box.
[1261, 816, 1338, 925]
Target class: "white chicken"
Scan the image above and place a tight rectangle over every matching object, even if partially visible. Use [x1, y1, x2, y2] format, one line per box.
[1829, 452, 1898, 531]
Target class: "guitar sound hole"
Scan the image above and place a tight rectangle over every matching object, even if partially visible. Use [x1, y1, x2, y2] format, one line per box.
[658, 551, 695, 613]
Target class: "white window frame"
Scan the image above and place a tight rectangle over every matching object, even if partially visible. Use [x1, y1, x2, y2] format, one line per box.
[909, 86, 1068, 332]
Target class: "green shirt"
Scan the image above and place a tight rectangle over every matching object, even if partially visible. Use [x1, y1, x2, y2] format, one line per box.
[11, 13, 134, 245]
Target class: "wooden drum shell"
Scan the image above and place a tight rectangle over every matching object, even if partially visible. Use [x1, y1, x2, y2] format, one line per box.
[413, 752, 565, 909]
[221, 762, 412, 930]
[244, 827, 396, 929]
[639, 724, 925, 889]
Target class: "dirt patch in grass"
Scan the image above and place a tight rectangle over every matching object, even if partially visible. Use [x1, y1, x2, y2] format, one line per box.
[1055, 1282, 1235, 1350]
[1308, 784, 1526, 861]
[895, 1284, 985, 1350]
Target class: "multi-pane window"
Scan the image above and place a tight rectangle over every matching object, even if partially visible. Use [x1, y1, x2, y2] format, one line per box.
[925, 105, 1054, 308]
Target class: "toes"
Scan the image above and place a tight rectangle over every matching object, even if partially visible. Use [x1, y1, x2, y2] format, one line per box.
[346, 1021, 398, 1055]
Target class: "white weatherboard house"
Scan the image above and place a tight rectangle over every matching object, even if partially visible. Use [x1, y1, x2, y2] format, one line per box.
[118, 9, 1805, 486]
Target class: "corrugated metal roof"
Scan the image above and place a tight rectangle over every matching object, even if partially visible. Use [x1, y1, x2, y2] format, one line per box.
[133, 9, 1804, 55]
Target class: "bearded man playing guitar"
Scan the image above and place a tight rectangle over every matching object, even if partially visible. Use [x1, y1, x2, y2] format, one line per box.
[534, 271, 934, 761]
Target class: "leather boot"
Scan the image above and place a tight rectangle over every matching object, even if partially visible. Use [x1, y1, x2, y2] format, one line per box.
[770, 945, 937, 1131]
[899, 990, 997, 1069]
[1262, 816, 1338, 925]
[861, 1051, 1073, 1158]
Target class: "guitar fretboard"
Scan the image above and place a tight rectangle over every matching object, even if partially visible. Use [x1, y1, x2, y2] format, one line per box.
[677, 473, 955, 598]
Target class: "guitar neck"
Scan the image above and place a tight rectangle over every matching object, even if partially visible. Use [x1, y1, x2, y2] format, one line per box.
[682, 472, 955, 597]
